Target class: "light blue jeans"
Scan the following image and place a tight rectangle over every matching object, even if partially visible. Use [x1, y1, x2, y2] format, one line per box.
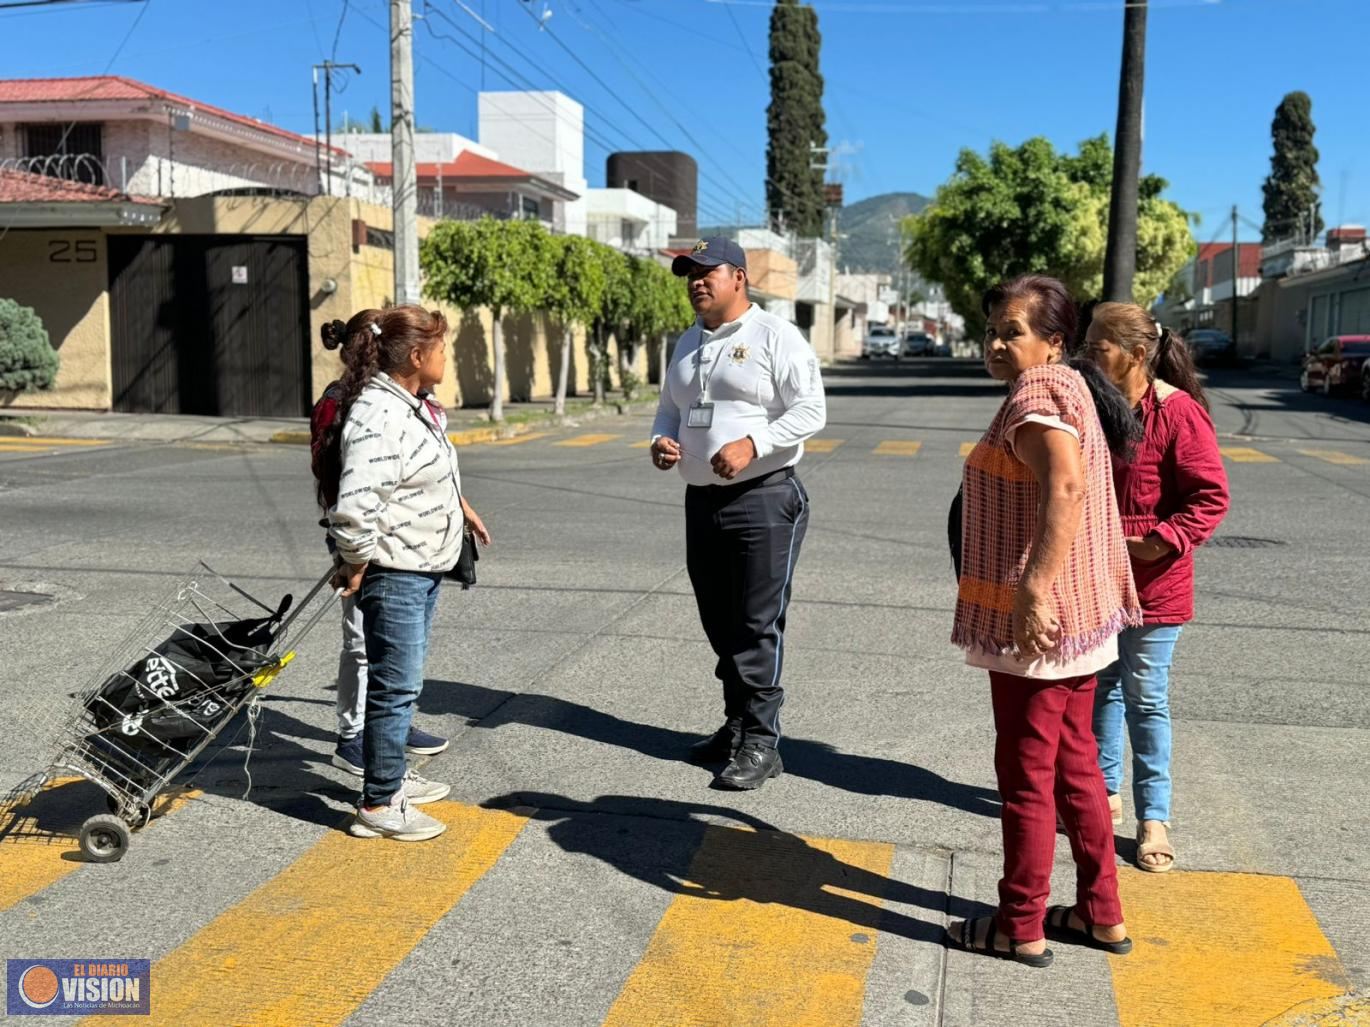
[1092, 625, 1183, 823]
[356, 568, 442, 807]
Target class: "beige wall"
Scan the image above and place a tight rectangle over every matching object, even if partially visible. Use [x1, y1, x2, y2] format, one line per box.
[746, 248, 798, 302]
[0, 230, 111, 410]
[3, 193, 600, 412]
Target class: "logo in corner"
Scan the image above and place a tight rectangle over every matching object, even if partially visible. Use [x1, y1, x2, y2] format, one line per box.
[7, 959, 150, 1017]
[16, 967, 58, 1010]
[691, 239, 709, 253]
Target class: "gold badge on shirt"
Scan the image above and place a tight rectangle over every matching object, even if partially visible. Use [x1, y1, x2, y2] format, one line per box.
[729, 341, 750, 366]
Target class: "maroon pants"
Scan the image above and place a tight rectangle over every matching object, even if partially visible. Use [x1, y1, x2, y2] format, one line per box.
[989, 671, 1124, 941]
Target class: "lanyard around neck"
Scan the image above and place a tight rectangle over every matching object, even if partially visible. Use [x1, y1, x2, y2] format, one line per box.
[696, 327, 736, 400]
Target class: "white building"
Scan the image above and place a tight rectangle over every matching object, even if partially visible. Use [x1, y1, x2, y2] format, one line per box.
[340, 131, 498, 166]
[585, 187, 677, 254]
[478, 91, 588, 237]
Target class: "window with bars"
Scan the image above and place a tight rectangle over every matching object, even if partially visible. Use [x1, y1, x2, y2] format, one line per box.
[21, 122, 105, 185]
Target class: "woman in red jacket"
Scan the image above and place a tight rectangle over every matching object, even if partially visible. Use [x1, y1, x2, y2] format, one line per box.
[1084, 303, 1230, 873]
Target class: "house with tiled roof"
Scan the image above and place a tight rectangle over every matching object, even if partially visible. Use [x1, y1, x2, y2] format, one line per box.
[0, 75, 359, 199]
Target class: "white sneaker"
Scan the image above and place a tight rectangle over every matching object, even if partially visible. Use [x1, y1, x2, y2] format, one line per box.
[401, 769, 451, 805]
[348, 796, 447, 841]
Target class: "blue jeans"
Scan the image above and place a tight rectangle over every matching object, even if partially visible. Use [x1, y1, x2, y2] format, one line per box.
[356, 568, 441, 807]
[1092, 625, 1182, 823]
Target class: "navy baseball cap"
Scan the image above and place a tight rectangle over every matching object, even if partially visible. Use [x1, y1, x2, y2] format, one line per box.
[671, 237, 748, 276]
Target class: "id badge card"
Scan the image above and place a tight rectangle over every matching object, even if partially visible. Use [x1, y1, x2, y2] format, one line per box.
[686, 401, 715, 429]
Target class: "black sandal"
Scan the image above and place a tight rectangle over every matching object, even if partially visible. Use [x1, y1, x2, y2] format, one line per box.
[1045, 905, 1133, 955]
[947, 915, 1054, 968]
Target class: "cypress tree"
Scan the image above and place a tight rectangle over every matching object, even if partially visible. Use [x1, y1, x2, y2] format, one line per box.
[765, 0, 826, 236]
[1262, 91, 1323, 243]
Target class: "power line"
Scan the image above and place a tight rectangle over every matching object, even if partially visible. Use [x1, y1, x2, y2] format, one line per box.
[510, 0, 766, 216]
[723, 0, 766, 78]
[421, 3, 748, 225]
[329, 0, 350, 61]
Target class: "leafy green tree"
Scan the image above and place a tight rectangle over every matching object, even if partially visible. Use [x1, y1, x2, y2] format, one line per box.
[591, 247, 634, 405]
[0, 298, 59, 392]
[766, 0, 826, 236]
[369, 105, 384, 133]
[1262, 91, 1323, 243]
[546, 235, 607, 415]
[903, 134, 1193, 335]
[421, 218, 554, 421]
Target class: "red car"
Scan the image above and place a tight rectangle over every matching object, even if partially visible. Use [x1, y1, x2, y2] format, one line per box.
[1300, 335, 1370, 397]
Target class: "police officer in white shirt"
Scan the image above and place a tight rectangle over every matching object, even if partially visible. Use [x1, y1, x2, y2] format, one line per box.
[650, 237, 826, 790]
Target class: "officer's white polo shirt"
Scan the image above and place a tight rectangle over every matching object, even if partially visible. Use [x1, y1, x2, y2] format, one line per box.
[651, 304, 827, 487]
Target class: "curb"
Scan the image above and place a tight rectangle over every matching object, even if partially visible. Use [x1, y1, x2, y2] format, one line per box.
[269, 396, 659, 448]
[0, 419, 37, 438]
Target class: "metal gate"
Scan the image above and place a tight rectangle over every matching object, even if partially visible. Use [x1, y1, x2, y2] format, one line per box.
[108, 235, 310, 416]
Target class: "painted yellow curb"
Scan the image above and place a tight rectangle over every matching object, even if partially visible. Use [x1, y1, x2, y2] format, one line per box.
[269, 424, 536, 447]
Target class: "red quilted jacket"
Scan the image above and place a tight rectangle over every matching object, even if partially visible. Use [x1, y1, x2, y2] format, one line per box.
[1114, 382, 1230, 624]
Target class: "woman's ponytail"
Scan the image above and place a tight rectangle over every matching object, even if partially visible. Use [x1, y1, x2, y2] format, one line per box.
[1068, 356, 1143, 462]
[1152, 327, 1210, 412]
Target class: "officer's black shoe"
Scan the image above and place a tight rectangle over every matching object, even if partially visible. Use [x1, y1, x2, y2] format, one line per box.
[688, 724, 742, 765]
[716, 743, 783, 790]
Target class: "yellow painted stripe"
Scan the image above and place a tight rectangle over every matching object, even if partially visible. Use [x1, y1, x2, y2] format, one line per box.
[0, 781, 198, 912]
[1111, 869, 1352, 1027]
[873, 440, 922, 457]
[1298, 448, 1369, 466]
[604, 826, 893, 1027]
[0, 444, 51, 452]
[628, 439, 654, 449]
[488, 431, 554, 447]
[0, 436, 109, 447]
[805, 438, 844, 453]
[82, 802, 528, 1027]
[1220, 446, 1280, 463]
[959, 442, 977, 458]
[554, 433, 622, 448]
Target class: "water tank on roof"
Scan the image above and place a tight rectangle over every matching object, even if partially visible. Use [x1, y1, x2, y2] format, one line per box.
[606, 151, 697, 238]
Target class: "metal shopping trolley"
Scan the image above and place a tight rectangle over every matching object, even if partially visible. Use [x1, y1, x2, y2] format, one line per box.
[0, 563, 336, 863]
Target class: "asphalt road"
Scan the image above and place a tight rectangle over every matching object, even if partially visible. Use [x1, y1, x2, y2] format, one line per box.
[1, 359, 1367, 1027]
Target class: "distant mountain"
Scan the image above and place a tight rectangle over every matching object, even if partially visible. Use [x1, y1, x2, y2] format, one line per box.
[836, 192, 930, 275]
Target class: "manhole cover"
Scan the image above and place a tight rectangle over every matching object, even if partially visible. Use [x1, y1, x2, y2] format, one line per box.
[0, 590, 55, 613]
[1209, 536, 1286, 549]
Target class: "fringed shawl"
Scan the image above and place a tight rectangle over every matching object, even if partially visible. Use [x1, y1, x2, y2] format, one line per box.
[952, 363, 1141, 659]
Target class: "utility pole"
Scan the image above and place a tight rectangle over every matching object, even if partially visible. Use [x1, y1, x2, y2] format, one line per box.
[1231, 204, 1240, 350]
[1103, 0, 1148, 301]
[391, 0, 420, 306]
[313, 61, 361, 197]
[311, 67, 322, 194]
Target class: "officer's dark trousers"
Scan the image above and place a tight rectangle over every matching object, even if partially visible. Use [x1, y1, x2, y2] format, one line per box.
[684, 469, 809, 749]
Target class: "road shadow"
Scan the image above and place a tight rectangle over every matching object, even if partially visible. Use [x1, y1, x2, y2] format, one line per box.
[480, 790, 993, 944]
[822, 359, 1005, 399]
[420, 679, 1001, 818]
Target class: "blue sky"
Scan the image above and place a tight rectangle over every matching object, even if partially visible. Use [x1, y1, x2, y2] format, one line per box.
[5, 0, 1367, 243]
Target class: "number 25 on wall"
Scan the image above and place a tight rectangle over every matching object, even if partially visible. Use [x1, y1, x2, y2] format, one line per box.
[48, 239, 98, 263]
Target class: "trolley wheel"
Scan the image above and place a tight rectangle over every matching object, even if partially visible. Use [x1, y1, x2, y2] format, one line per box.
[79, 815, 130, 863]
[103, 795, 151, 827]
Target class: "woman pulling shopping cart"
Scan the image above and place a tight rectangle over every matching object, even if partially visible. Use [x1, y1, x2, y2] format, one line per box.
[312, 305, 491, 843]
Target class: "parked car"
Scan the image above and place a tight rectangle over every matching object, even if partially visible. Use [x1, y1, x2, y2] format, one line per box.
[1300, 335, 1370, 396]
[861, 325, 901, 359]
[931, 340, 952, 357]
[1185, 328, 1238, 365]
[902, 331, 934, 357]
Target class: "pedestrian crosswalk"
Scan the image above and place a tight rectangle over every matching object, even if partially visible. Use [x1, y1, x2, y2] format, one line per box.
[6, 429, 1365, 469]
[0, 778, 1355, 1027]
[435, 430, 1370, 468]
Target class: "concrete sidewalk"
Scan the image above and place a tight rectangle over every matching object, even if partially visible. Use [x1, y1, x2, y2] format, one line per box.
[0, 392, 660, 447]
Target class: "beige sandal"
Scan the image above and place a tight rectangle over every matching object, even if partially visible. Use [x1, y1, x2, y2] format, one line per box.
[1108, 793, 1123, 827]
[1135, 821, 1175, 873]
